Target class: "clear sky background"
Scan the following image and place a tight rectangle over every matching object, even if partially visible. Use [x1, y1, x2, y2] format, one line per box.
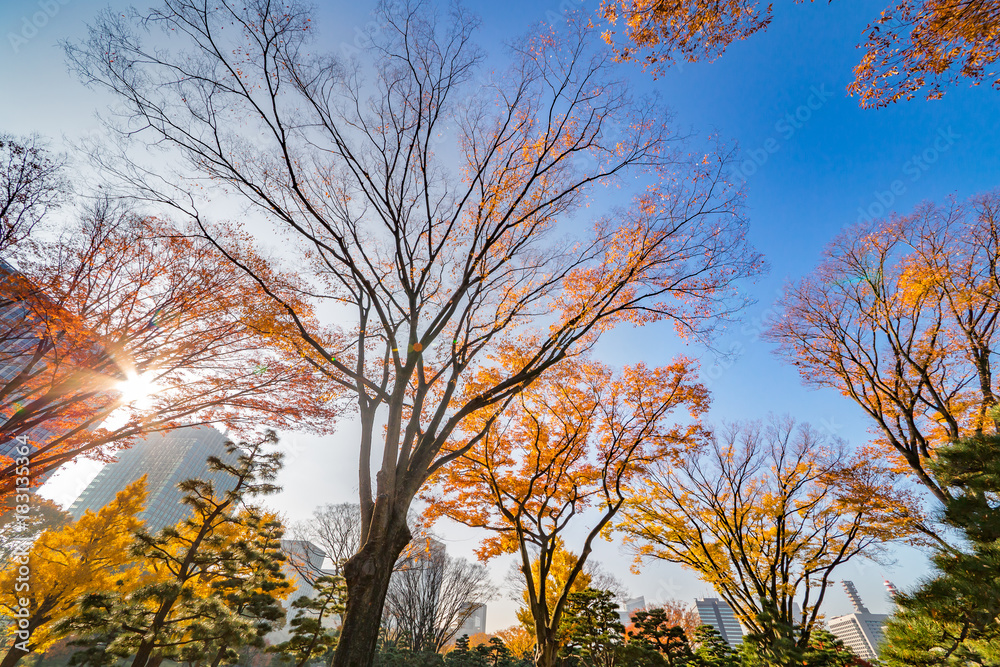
[3, 0, 999, 632]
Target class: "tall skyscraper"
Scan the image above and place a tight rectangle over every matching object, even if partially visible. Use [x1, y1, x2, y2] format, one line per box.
[827, 581, 890, 661]
[67, 426, 238, 531]
[695, 598, 744, 647]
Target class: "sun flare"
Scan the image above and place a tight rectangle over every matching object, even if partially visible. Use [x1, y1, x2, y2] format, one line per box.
[117, 372, 161, 407]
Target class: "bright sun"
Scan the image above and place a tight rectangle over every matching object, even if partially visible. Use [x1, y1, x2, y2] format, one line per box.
[117, 373, 160, 407]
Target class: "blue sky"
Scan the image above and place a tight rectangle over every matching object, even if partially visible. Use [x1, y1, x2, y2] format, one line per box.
[3, 0, 998, 631]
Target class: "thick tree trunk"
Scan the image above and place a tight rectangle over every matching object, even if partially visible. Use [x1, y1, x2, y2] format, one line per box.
[331, 513, 411, 667]
[534, 638, 561, 667]
[0, 645, 27, 667]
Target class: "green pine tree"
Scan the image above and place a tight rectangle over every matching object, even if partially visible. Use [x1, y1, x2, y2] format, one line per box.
[201, 510, 292, 667]
[559, 589, 626, 667]
[270, 574, 346, 667]
[690, 626, 737, 667]
[882, 434, 1000, 666]
[444, 635, 487, 667]
[59, 431, 285, 667]
[626, 608, 694, 667]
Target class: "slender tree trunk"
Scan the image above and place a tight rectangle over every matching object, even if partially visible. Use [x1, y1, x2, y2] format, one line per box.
[131, 600, 176, 667]
[331, 510, 411, 667]
[210, 644, 228, 667]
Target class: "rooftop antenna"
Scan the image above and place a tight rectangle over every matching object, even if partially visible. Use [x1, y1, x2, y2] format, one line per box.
[842, 580, 870, 614]
[884, 580, 899, 601]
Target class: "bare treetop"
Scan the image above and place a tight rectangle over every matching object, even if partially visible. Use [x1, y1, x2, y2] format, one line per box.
[65, 2, 764, 663]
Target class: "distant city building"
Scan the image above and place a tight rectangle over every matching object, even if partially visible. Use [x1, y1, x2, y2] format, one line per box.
[67, 426, 238, 531]
[270, 539, 330, 643]
[695, 598, 744, 647]
[457, 604, 487, 638]
[619, 596, 647, 625]
[0, 258, 118, 483]
[827, 580, 890, 661]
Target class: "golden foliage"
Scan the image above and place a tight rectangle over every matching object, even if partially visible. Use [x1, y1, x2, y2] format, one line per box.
[0, 478, 148, 654]
[513, 542, 594, 631]
[495, 625, 537, 656]
[426, 351, 707, 663]
[617, 417, 919, 638]
[851, 0, 1000, 107]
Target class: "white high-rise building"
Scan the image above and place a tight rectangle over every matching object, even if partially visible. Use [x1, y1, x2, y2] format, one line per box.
[695, 597, 744, 647]
[826, 580, 891, 661]
[618, 596, 647, 625]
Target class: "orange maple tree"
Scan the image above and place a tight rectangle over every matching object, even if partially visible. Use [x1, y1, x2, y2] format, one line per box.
[600, 0, 1000, 107]
[0, 200, 338, 498]
[425, 353, 708, 667]
[767, 191, 1000, 504]
[66, 2, 763, 663]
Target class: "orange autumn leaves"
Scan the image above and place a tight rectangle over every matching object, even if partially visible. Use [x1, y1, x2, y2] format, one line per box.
[600, 0, 1000, 108]
[0, 205, 339, 498]
[768, 191, 1000, 503]
[424, 351, 709, 562]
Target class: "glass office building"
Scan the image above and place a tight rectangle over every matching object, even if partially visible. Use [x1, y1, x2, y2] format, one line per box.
[67, 426, 239, 531]
[695, 597, 745, 647]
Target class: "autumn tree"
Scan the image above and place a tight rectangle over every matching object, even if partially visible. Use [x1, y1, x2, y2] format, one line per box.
[768, 192, 1000, 505]
[0, 133, 68, 252]
[600, 0, 1000, 107]
[427, 355, 707, 667]
[61, 432, 285, 667]
[849, 0, 1000, 107]
[0, 478, 147, 667]
[0, 197, 337, 500]
[617, 417, 918, 653]
[494, 627, 536, 661]
[510, 543, 602, 635]
[383, 535, 496, 652]
[67, 1, 762, 663]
